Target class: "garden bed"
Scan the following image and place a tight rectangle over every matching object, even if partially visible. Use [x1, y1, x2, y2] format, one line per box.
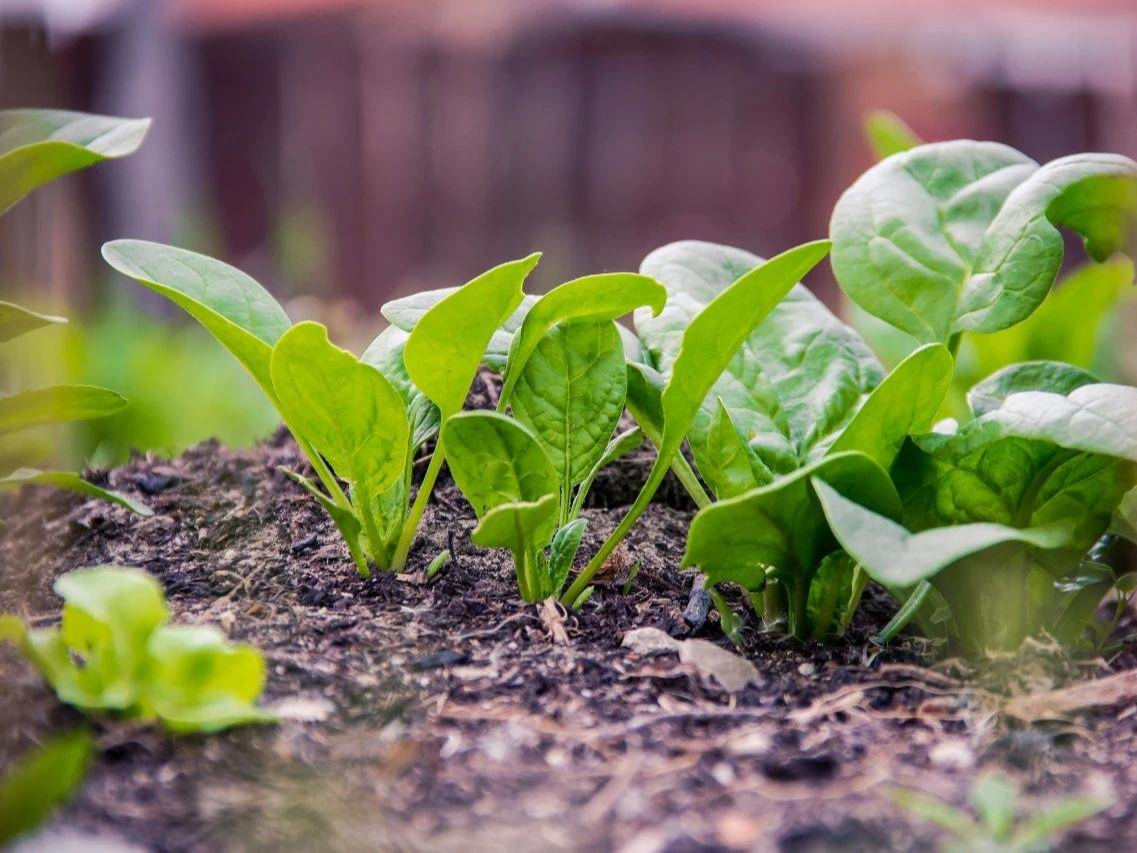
[3, 415, 1137, 852]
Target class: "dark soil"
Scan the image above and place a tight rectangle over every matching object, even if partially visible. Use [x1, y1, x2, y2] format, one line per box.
[3, 418, 1137, 851]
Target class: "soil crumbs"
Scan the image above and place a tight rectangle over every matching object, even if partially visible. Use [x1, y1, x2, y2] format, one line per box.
[2, 433, 1136, 852]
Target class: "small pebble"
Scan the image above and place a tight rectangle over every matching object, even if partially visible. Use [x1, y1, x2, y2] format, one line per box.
[798, 662, 817, 676]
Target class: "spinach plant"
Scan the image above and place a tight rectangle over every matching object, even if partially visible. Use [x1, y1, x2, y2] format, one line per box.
[641, 242, 954, 639]
[560, 240, 834, 607]
[818, 366, 1137, 654]
[103, 240, 538, 575]
[442, 273, 665, 601]
[0, 110, 152, 514]
[1, 566, 275, 732]
[0, 732, 92, 844]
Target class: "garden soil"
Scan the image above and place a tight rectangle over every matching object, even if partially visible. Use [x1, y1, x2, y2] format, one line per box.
[3, 377, 1137, 852]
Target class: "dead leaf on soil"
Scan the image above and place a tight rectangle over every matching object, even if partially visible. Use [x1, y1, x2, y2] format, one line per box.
[622, 627, 760, 693]
[540, 597, 570, 645]
[269, 695, 336, 722]
[1004, 669, 1137, 722]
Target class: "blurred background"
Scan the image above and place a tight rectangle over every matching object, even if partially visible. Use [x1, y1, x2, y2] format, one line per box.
[2, 0, 1136, 467]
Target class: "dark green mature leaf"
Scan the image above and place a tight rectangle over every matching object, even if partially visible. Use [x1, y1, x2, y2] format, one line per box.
[499, 272, 666, 405]
[404, 254, 540, 417]
[548, 518, 588, 595]
[0, 384, 126, 435]
[141, 625, 276, 733]
[832, 143, 1137, 345]
[816, 480, 1074, 588]
[0, 731, 92, 844]
[563, 240, 833, 606]
[681, 452, 901, 590]
[0, 300, 66, 343]
[510, 321, 627, 492]
[443, 411, 557, 516]
[0, 109, 150, 215]
[638, 240, 882, 483]
[1, 468, 152, 516]
[968, 361, 1099, 418]
[361, 326, 439, 450]
[864, 110, 923, 160]
[270, 322, 409, 494]
[828, 343, 953, 470]
[102, 240, 291, 394]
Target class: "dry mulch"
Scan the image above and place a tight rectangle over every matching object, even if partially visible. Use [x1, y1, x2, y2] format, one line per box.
[3, 424, 1137, 851]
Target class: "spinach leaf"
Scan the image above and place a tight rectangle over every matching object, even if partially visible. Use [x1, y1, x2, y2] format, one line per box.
[0, 384, 126, 435]
[967, 361, 1099, 418]
[831, 143, 1137, 345]
[0, 468, 153, 516]
[562, 240, 832, 606]
[863, 109, 922, 160]
[4, 566, 275, 731]
[0, 732, 92, 845]
[471, 495, 561, 601]
[0, 109, 150, 214]
[0, 300, 65, 343]
[360, 326, 439, 450]
[443, 411, 557, 515]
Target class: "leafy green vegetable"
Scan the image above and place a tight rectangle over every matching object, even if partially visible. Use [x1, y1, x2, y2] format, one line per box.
[444, 411, 558, 514]
[0, 731, 93, 844]
[0, 300, 65, 343]
[0, 468, 153, 516]
[831, 143, 1137, 346]
[3, 566, 275, 731]
[0, 109, 150, 214]
[471, 495, 562, 601]
[0, 384, 127, 435]
[863, 109, 922, 160]
[562, 240, 832, 607]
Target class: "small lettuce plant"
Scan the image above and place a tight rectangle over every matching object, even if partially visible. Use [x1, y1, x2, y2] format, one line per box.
[2, 566, 275, 732]
[0, 109, 152, 514]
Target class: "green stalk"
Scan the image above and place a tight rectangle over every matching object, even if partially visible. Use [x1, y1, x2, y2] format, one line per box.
[390, 444, 446, 572]
[876, 580, 933, 644]
[290, 430, 351, 511]
[840, 564, 869, 635]
[671, 453, 712, 509]
[352, 484, 383, 577]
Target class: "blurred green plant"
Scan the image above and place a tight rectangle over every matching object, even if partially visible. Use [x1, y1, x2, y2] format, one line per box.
[1, 566, 276, 732]
[0, 731, 93, 845]
[893, 772, 1111, 852]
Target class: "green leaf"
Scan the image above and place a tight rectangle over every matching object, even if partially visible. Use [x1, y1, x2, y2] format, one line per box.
[828, 343, 953, 470]
[638, 240, 882, 480]
[1, 468, 152, 516]
[443, 411, 557, 516]
[0, 109, 150, 215]
[863, 109, 923, 160]
[280, 467, 367, 574]
[361, 325, 439, 450]
[682, 452, 900, 591]
[831, 143, 1137, 344]
[968, 361, 1099, 418]
[403, 254, 541, 417]
[140, 625, 276, 733]
[510, 321, 627, 495]
[102, 240, 291, 394]
[1112, 487, 1137, 543]
[918, 382, 1137, 463]
[0, 384, 126, 435]
[24, 567, 169, 711]
[471, 494, 560, 602]
[690, 398, 766, 498]
[570, 426, 644, 518]
[270, 322, 409, 495]
[816, 480, 1076, 588]
[499, 272, 666, 405]
[1010, 794, 1112, 849]
[971, 773, 1018, 841]
[548, 518, 588, 597]
[563, 240, 833, 606]
[0, 300, 66, 343]
[0, 731, 93, 845]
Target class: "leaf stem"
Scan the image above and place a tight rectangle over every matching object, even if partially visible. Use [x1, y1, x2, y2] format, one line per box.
[876, 580, 932, 644]
[840, 564, 869, 635]
[390, 443, 446, 572]
[294, 433, 351, 511]
[671, 453, 712, 509]
[353, 484, 383, 576]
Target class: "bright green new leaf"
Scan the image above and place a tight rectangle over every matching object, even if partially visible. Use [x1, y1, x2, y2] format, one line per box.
[863, 109, 923, 161]
[693, 399, 766, 499]
[0, 300, 66, 343]
[499, 272, 666, 405]
[548, 518, 588, 596]
[0, 731, 93, 845]
[471, 494, 560, 601]
[361, 325, 439, 450]
[828, 343, 953, 470]
[510, 321, 627, 492]
[404, 254, 540, 417]
[968, 361, 1099, 418]
[1, 468, 152, 516]
[0, 109, 150, 215]
[816, 480, 1075, 589]
[831, 142, 1137, 344]
[0, 384, 126, 435]
[141, 625, 277, 733]
[443, 411, 557, 516]
[270, 322, 409, 495]
[570, 426, 644, 518]
[1113, 487, 1137, 543]
[682, 452, 900, 591]
[102, 240, 291, 394]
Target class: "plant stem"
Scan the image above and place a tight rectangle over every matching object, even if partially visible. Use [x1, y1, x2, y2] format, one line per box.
[353, 484, 384, 575]
[840, 564, 869, 635]
[876, 580, 932, 644]
[947, 333, 963, 360]
[671, 453, 712, 509]
[390, 444, 446, 573]
[294, 433, 351, 511]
